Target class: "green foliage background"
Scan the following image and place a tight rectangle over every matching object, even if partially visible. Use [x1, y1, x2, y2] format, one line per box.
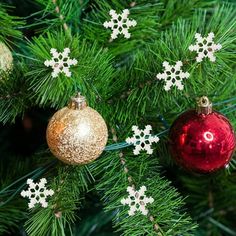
[0, 0, 236, 235]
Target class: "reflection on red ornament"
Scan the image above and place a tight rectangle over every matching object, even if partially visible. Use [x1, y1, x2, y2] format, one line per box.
[169, 97, 236, 173]
[203, 131, 214, 141]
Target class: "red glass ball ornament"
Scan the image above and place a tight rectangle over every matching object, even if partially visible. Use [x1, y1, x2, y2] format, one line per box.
[169, 97, 236, 173]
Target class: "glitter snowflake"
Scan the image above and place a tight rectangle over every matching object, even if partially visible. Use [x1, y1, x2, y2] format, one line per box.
[121, 186, 154, 216]
[103, 9, 137, 39]
[126, 125, 159, 155]
[44, 48, 77, 78]
[21, 178, 54, 209]
[189, 32, 222, 62]
[156, 61, 190, 91]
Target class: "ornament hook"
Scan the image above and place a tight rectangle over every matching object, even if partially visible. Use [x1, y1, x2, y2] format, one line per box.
[68, 92, 87, 110]
[197, 96, 212, 115]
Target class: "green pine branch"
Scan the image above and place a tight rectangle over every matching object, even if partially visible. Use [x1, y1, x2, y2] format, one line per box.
[31, 0, 88, 33]
[178, 171, 236, 235]
[0, 0, 236, 235]
[0, 64, 29, 124]
[81, 0, 215, 59]
[0, 199, 27, 235]
[89, 150, 197, 236]
[0, 3, 24, 46]
[25, 164, 94, 236]
[23, 31, 116, 109]
[109, 3, 236, 124]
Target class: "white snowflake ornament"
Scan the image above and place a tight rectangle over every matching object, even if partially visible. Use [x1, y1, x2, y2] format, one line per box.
[21, 178, 54, 209]
[44, 48, 77, 78]
[126, 125, 159, 155]
[189, 32, 222, 62]
[156, 61, 190, 91]
[103, 9, 137, 39]
[121, 186, 154, 216]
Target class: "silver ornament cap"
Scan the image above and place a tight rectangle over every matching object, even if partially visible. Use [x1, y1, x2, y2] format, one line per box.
[68, 92, 87, 110]
[197, 96, 212, 115]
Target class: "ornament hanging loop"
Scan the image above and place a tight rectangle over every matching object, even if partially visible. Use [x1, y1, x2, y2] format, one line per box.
[197, 96, 212, 115]
[68, 92, 87, 110]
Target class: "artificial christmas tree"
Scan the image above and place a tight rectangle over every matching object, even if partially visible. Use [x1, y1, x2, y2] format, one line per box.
[0, 0, 236, 236]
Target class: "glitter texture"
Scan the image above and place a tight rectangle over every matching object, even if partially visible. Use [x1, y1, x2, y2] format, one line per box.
[0, 42, 13, 74]
[46, 106, 108, 165]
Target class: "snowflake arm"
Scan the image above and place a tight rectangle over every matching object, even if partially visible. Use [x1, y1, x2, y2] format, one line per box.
[21, 178, 54, 209]
[44, 48, 77, 78]
[189, 32, 222, 62]
[156, 61, 190, 91]
[103, 9, 137, 39]
[121, 186, 154, 216]
[126, 125, 159, 155]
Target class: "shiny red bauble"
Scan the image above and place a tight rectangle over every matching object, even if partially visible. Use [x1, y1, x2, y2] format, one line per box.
[169, 110, 235, 173]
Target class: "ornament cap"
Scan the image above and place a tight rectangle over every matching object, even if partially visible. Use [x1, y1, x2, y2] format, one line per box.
[68, 92, 87, 110]
[196, 96, 212, 115]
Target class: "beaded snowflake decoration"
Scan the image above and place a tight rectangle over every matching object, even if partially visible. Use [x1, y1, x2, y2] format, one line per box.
[189, 32, 222, 62]
[156, 61, 190, 91]
[121, 186, 154, 216]
[44, 48, 77, 78]
[103, 9, 137, 39]
[21, 178, 54, 209]
[126, 125, 159, 155]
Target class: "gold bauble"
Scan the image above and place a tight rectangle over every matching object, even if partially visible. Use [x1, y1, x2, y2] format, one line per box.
[46, 93, 108, 165]
[0, 42, 13, 75]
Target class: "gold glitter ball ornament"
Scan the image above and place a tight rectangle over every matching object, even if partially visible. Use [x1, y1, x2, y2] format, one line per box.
[46, 93, 108, 165]
[0, 42, 13, 75]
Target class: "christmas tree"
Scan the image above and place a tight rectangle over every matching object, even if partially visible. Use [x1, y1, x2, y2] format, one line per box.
[0, 0, 236, 235]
